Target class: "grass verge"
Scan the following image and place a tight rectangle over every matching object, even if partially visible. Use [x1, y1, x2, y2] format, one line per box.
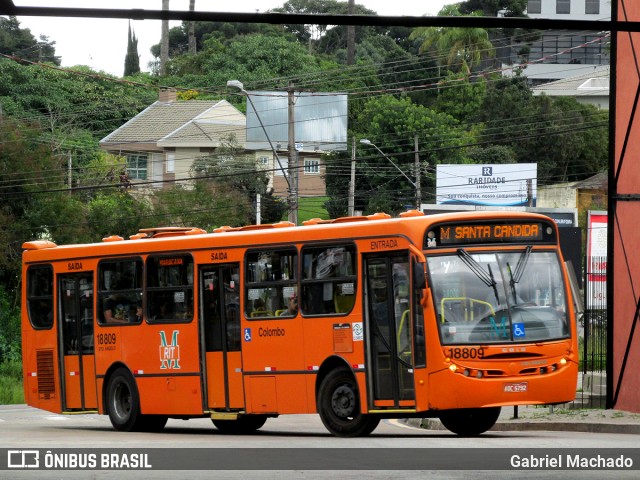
[0, 359, 24, 404]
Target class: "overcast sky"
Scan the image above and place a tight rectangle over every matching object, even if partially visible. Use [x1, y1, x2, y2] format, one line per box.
[13, 1, 452, 77]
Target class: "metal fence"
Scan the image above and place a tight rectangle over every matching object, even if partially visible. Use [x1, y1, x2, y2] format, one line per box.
[573, 256, 607, 408]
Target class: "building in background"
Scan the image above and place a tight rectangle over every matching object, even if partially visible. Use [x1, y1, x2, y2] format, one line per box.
[502, 0, 610, 85]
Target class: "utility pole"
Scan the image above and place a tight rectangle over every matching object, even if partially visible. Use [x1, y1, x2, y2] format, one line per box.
[256, 193, 261, 225]
[347, 0, 355, 65]
[68, 153, 72, 193]
[188, 0, 196, 55]
[415, 135, 422, 210]
[348, 138, 356, 216]
[288, 82, 298, 225]
[160, 0, 170, 75]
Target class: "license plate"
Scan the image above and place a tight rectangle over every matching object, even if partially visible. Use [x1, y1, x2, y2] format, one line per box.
[504, 382, 528, 393]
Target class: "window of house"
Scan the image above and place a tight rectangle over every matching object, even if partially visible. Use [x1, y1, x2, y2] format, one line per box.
[166, 152, 175, 173]
[147, 255, 194, 323]
[304, 159, 320, 175]
[27, 265, 54, 329]
[245, 249, 298, 318]
[126, 154, 148, 180]
[275, 157, 289, 176]
[258, 156, 270, 166]
[556, 0, 570, 14]
[585, 0, 600, 15]
[527, 0, 541, 14]
[98, 258, 143, 325]
[301, 245, 357, 315]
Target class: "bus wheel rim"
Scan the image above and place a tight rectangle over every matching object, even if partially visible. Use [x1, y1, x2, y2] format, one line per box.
[114, 383, 131, 420]
[331, 384, 356, 418]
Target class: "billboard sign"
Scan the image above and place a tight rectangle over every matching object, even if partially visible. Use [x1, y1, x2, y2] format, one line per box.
[245, 91, 348, 152]
[436, 164, 537, 207]
[586, 211, 607, 308]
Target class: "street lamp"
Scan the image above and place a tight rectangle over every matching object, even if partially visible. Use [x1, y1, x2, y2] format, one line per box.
[226, 80, 290, 185]
[227, 80, 298, 224]
[359, 139, 421, 210]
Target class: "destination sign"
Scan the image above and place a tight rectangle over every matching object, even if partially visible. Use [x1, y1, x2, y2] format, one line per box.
[437, 222, 546, 245]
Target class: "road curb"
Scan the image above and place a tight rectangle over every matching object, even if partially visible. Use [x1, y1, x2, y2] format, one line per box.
[405, 418, 640, 435]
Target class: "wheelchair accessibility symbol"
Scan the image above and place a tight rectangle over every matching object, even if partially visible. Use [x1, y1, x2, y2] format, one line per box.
[244, 328, 252, 342]
[513, 323, 525, 338]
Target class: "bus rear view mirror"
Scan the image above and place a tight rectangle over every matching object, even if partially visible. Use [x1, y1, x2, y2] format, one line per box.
[413, 260, 426, 290]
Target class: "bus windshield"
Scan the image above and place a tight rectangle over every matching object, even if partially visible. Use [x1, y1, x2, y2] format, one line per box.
[428, 249, 570, 345]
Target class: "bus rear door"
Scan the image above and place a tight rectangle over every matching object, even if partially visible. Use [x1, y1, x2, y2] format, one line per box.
[58, 272, 97, 411]
[364, 253, 416, 409]
[200, 265, 244, 411]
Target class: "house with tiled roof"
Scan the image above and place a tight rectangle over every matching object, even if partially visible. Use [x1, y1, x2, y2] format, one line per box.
[100, 89, 247, 189]
[100, 89, 327, 198]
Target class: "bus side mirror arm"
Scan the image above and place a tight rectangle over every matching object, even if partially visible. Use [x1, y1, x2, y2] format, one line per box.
[409, 245, 430, 307]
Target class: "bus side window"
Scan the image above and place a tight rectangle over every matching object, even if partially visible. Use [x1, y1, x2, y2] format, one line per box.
[146, 254, 194, 323]
[245, 249, 297, 319]
[300, 244, 357, 316]
[27, 265, 54, 329]
[98, 258, 143, 325]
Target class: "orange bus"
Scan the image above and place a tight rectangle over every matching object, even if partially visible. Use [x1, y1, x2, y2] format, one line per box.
[21, 210, 579, 437]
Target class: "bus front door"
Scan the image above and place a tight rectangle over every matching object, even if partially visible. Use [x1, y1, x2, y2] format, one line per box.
[200, 265, 244, 411]
[364, 253, 415, 408]
[58, 273, 97, 411]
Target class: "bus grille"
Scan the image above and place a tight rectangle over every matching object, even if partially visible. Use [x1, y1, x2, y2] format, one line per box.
[36, 349, 56, 400]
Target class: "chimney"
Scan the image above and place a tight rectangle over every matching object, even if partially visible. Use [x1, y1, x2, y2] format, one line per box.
[159, 88, 177, 103]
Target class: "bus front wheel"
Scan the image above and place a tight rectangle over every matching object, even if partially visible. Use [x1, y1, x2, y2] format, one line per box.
[439, 407, 501, 436]
[317, 367, 380, 437]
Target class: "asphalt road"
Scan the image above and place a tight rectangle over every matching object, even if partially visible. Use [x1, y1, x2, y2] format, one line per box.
[1, 404, 638, 480]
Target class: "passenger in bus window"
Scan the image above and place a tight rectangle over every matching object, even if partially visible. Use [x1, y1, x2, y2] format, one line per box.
[130, 302, 143, 322]
[103, 292, 128, 324]
[251, 298, 270, 317]
[280, 293, 298, 317]
[153, 300, 172, 320]
[103, 280, 132, 324]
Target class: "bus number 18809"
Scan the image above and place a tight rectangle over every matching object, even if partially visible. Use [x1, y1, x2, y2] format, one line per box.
[446, 347, 484, 360]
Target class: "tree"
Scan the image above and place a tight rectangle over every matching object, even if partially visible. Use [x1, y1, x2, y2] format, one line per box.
[0, 58, 156, 137]
[409, 5, 495, 75]
[457, 0, 539, 68]
[86, 192, 152, 239]
[458, 0, 528, 17]
[474, 76, 608, 183]
[153, 134, 275, 229]
[123, 22, 141, 76]
[325, 95, 472, 216]
[0, 16, 59, 65]
[434, 71, 487, 122]
[0, 118, 92, 291]
[167, 33, 327, 88]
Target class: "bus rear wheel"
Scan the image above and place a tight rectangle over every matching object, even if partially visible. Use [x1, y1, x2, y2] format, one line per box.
[107, 368, 143, 432]
[106, 369, 168, 432]
[317, 367, 380, 437]
[439, 407, 501, 436]
[212, 415, 267, 434]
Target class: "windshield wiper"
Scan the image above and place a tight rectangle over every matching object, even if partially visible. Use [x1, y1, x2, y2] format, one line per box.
[457, 248, 499, 302]
[506, 246, 532, 303]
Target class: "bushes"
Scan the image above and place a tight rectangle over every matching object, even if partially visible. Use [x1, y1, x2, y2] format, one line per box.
[0, 286, 23, 404]
[0, 360, 24, 404]
[0, 286, 20, 363]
